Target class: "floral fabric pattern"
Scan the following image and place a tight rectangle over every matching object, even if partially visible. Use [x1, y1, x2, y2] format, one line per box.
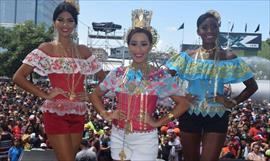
[99, 66, 183, 101]
[23, 49, 102, 76]
[22, 48, 102, 116]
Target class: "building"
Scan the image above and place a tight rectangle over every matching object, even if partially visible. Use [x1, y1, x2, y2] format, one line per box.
[0, 0, 67, 28]
[91, 47, 108, 60]
[109, 46, 130, 59]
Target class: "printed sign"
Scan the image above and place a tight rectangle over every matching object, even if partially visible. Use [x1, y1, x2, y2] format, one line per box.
[219, 32, 261, 51]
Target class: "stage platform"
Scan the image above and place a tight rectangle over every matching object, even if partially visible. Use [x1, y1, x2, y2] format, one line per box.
[19, 149, 57, 161]
[19, 150, 249, 161]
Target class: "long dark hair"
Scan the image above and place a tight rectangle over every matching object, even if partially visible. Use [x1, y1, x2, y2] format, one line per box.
[53, 2, 79, 25]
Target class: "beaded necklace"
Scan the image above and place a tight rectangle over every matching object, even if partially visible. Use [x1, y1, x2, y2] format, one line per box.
[118, 63, 152, 160]
[54, 40, 84, 101]
[195, 46, 220, 108]
[196, 46, 217, 59]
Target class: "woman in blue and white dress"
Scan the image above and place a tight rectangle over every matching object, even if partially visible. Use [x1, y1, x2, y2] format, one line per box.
[166, 10, 258, 161]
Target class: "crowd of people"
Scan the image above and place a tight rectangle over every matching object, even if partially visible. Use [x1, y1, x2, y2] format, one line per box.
[0, 80, 270, 161]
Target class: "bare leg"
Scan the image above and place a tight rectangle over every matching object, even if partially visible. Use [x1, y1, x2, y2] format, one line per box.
[200, 132, 226, 161]
[180, 131, 201, 161]
[70, 133, 83, 153]
[47, 133, 81, 161]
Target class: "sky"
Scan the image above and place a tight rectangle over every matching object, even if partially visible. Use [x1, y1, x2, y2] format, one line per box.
[77, 0, 269, 52]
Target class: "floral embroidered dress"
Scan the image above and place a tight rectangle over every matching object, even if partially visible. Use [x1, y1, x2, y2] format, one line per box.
[166, 51, 254, 117]
[99, 66, 183, 132]
[22, 49, 102, 116]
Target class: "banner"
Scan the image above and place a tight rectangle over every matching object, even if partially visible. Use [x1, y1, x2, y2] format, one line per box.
[219, 32, 262, 51]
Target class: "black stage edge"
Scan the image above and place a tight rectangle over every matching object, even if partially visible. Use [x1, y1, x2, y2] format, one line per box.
[156, 159, 249, 161]
[19, 149, 57, 161]
[19, 150, 249, 161]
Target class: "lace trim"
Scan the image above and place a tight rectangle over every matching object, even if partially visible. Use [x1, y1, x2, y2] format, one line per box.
[166, 52, 253, 83]
[23, 49, 102, 76]
[112, 125, 156, 134]
[41, 99, 87, 116]
[188, 101, 229, 118]
[100, 67, 184, 98]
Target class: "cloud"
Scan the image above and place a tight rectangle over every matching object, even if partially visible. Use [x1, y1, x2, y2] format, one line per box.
[165, 26, 178, 32]
[155, 39, 177, 52]
[155, 39, 164, 51]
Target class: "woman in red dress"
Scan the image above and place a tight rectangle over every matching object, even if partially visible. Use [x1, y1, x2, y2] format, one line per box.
[13, 1, 105, 161]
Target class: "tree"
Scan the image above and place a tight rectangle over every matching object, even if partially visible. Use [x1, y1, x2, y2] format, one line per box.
[0, 20, 54, 77]
[148, 47, 177, 68]
[257, 38, 270, 60]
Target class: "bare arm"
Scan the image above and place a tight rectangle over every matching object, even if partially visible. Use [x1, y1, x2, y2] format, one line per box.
[13, 64, 64, 99]
[148, 95, 189, 128]
[13, 42, 66, 99]
[233, 77, 258, 103]
[89, 87, 125, 121]
[216, 77, 258, 108]
[218, 52, 258, 106]
[13, 64, 49, 99]
[96, 70, 106, 83]
[89, 87, 107, 116]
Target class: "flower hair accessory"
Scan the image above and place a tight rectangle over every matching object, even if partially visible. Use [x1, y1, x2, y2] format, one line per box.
[129, 9, 159, 46]
[65, 0, 80, 13]
[206, 10, 221, 26]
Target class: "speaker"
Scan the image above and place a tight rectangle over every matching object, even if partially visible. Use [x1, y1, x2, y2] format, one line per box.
[19, 149, 57, 161]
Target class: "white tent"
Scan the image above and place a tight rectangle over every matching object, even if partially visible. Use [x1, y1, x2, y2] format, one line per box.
[231, 80, 270, 102]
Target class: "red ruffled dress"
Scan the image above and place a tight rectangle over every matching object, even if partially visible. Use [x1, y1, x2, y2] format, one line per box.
[23, 48, 102, 116]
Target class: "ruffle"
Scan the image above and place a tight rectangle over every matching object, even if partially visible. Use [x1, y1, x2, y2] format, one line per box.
[188, 101, 229, 118]
[41, 99, 87, 116]
[99, 66, 184, 98]
[156, 76, 184, 98]
[166, 52, 254, 83]
[22, 49, 102, 76]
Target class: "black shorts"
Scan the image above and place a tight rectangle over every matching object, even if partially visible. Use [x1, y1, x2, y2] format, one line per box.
[178, 111, 230, 133]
